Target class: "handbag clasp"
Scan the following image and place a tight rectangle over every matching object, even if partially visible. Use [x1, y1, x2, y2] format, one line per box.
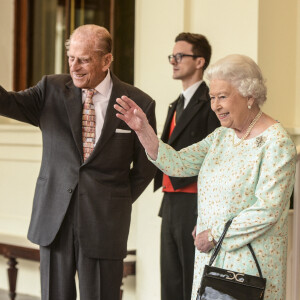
[226, 270, 245, 282]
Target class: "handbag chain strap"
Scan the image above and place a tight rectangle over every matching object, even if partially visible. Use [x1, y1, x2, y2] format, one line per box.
[208, 219, 264, 278]
[208, 219, 232, 266]
[247, 243, 263, 278]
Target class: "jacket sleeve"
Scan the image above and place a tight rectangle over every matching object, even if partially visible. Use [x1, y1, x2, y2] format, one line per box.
[0, 78, 45, 126]
[129, 99, 157, 202]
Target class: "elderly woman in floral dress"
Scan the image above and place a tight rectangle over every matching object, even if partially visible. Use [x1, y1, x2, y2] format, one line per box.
[114, 54, 296, 299]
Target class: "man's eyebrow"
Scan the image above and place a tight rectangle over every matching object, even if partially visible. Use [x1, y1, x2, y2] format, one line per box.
[67, 55, 90, 60]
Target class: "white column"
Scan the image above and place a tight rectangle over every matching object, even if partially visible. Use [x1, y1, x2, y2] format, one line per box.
[292, 146, 300, 299]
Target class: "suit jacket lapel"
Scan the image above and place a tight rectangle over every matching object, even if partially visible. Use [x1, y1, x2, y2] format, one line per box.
[168, 82, 209, 145]
[64, 79, 83, 159]
[161, 100, 177, 142]
[63, 73, 133, 162]
[92, 72, 125, 155]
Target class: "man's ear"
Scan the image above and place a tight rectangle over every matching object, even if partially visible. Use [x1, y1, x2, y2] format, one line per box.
[196, 57, 205, 70]
[102, 53, 113, 71]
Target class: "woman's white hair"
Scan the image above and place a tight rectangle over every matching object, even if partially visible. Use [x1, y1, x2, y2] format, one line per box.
[206, 54, 267, 105]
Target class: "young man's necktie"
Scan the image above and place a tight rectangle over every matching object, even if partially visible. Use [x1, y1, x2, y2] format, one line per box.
[176, 94, 184, 123]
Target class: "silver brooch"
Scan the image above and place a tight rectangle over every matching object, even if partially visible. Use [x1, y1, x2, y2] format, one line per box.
[255, 136, 266, 147]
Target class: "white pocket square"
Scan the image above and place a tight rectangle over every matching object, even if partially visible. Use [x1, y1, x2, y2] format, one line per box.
[115, 128, 131, 133]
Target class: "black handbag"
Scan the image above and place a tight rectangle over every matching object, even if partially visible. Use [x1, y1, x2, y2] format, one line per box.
[196, 219, 266, 300]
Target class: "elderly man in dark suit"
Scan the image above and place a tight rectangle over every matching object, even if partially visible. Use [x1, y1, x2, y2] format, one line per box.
[0, 24, 156, 300]
[153, 33, 220, 300]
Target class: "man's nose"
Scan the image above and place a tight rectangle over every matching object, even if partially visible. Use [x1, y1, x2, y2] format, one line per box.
[169, 57, 177, 65]
[70, 59, 80, 70]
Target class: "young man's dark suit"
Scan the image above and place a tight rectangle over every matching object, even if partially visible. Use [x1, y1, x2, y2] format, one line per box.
[0, 71, 156, 299]
[154, 81, 220, 300]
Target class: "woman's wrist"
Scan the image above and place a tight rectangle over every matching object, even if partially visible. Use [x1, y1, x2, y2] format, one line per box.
[208, 230, 217, 247]
[136, 124, 159, 160]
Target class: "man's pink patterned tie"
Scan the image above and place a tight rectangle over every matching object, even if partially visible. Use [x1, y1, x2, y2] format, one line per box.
[82, 89, 96, 161]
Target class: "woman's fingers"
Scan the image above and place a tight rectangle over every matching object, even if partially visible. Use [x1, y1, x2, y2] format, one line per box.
[115, 112, 126, 122]
[116, 97, 129, 110]
[192, 226, 196, 240]
[115, 96, 135, 114]
[118, 96, 142, 112]
[115, 96, 132, 110]
[120, 95, 137, 108]
[133, 107, 146, 120]
[114, 96, 148, 134]
[115, 97, 133, 118]
[194, 230, 214, 253]
[114, 103, 124, 114]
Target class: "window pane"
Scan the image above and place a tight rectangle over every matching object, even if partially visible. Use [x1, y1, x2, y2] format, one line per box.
[29, 0, 60, 86]
[27, 0, 134, 86]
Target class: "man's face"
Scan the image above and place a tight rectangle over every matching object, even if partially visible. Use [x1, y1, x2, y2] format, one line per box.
[170, 41, 200, 82]
[67, 35, 111, 89]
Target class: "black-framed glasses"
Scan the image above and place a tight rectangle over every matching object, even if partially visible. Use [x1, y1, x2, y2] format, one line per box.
[168, 53, 201, 63]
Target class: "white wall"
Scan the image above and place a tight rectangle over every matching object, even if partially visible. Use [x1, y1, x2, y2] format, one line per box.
[0, 0, 13, 91]
[258, 0, 298, 128]
[297, 0, 300, 129]
[189, 0, 259, 63]
[134, 0, 185, 129]
[0, 125, 42, 297]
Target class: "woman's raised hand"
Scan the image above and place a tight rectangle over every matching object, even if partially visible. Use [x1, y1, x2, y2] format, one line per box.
[114, 95, 159, 160]
[114, 96, 149, 133]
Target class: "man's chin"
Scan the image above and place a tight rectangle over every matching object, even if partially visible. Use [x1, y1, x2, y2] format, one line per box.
[72, 79, 87, 89]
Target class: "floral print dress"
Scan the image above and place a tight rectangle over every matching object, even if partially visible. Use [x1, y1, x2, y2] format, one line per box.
[150, 123, 296, 300]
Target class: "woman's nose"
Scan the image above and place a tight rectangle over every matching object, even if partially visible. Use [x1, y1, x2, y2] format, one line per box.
[211, 99, 221, 112]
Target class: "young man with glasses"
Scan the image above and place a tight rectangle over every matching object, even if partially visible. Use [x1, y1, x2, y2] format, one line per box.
[154, 32, 220, 300]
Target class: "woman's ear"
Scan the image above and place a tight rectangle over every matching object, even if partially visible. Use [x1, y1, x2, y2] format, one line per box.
[247, 96, 255, 109]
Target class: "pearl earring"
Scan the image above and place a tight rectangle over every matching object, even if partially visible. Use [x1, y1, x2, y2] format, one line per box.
[248, 105, 251, 109]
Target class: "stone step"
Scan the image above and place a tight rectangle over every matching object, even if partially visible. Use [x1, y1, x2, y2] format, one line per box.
[0, 289, 40, 300]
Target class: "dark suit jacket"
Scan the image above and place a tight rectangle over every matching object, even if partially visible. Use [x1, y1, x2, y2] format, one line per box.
[154, 81, 220, 192]
[0, 72, 156, 259]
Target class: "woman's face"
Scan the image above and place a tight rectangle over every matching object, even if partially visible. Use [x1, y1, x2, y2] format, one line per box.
[210, 79, 253, 133]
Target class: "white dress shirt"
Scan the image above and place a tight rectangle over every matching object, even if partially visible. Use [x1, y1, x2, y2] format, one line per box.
[82, 71, 113, 144]
[181, 80, 203, 109]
